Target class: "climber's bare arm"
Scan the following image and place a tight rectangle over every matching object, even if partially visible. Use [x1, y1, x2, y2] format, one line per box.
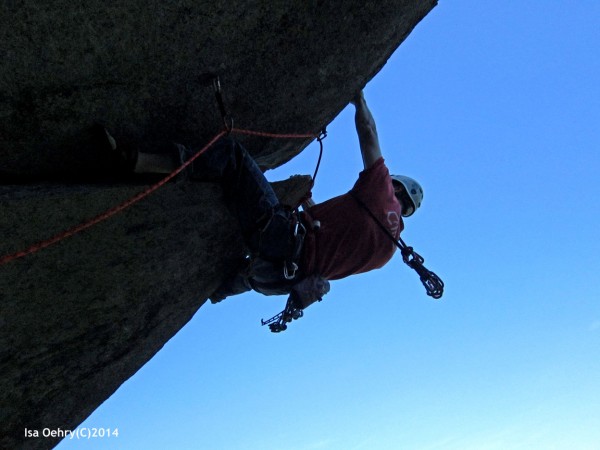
[351, 91, 382, 169]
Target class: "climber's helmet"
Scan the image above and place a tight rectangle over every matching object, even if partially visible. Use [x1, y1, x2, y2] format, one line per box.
[391, 175, 423, 217]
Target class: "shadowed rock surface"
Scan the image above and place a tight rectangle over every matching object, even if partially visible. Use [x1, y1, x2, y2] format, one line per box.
[0, 1, 436, 448]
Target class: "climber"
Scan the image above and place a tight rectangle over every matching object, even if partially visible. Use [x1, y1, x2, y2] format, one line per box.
[103, 91, 424, 313]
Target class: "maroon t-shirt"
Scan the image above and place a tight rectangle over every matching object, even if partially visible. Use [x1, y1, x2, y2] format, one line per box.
[301, 157, 403, 280]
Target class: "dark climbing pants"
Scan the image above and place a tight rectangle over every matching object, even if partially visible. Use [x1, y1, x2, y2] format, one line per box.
[176, 138, 299, 299]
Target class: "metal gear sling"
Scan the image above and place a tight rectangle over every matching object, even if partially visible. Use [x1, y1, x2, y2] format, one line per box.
[350, 191, 444, 299]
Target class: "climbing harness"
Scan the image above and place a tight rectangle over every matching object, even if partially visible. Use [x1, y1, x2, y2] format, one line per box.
[350, 192, 444, 299]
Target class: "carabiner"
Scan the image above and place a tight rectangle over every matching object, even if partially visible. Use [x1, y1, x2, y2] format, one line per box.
[283, 262, 298, 280]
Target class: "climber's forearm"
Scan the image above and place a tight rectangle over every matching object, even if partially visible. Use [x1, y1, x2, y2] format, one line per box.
[353, 92, 382, 169]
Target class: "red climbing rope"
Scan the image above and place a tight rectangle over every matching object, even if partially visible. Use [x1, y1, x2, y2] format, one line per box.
[231, 128, 315, 140]
[0, 128, 319, 267]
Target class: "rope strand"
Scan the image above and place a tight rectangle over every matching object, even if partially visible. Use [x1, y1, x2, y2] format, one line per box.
[231, 128, 316, 140]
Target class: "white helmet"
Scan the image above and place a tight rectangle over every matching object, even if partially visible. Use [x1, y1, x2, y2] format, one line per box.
[391, 175, 423, 217]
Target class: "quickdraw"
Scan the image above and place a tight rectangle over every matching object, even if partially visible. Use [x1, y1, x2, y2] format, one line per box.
[261, 296, 304, 332]
[399, 241, 444, 299]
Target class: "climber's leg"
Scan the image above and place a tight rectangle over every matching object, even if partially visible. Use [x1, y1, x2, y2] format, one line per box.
[113, 135, 287, 255]
[190, 139, 296, 301]
[220, 140, 282, 242]
[181, 138, 284, 245]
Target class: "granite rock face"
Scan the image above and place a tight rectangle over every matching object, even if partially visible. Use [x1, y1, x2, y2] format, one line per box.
[0, 1, 436, 448]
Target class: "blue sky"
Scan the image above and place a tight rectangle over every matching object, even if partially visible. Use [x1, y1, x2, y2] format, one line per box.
[58, 2, 600, 449]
